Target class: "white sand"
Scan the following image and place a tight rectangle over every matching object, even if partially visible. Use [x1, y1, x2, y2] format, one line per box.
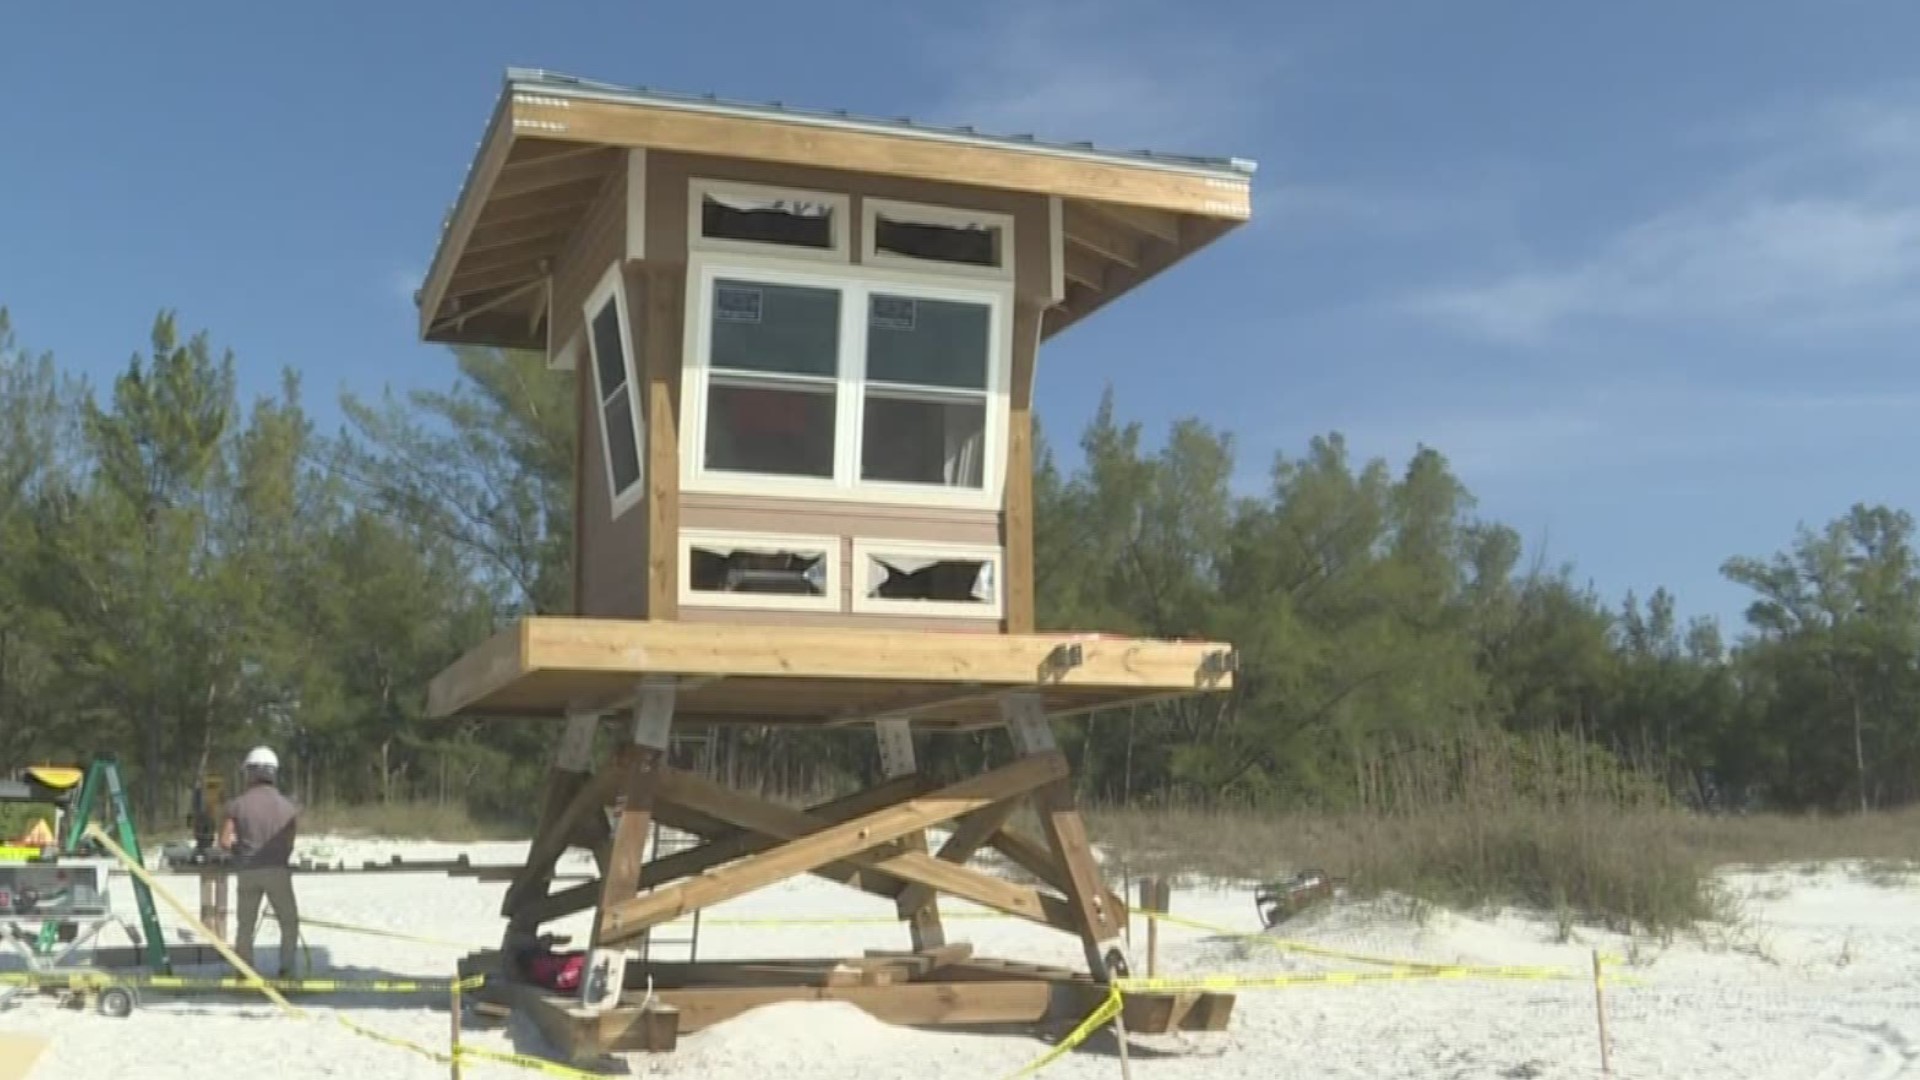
[4, 836, 1918, 1079]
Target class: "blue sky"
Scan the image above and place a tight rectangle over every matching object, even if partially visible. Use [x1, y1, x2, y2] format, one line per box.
[6, 1, 1920, 633]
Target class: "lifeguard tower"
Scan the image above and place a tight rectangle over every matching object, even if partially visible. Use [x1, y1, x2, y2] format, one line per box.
[417, 69, 1254, 1061]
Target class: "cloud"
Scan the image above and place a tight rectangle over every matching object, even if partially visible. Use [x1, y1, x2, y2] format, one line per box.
[1329, 381, 1920, 483]
[1411, 87, 1920, 342]
[920, 0, 1282, 157]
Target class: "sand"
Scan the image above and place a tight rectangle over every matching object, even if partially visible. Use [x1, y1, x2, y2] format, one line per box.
[3, 835, 1918, 1079]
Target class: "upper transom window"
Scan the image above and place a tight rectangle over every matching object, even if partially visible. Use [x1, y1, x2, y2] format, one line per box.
[861, 199, 1014, 279]
[690, 179, 849, 261]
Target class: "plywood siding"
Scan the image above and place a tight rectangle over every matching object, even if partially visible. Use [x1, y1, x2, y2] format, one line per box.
[551, 154, 654, 619]
[549, 158, 629, 362]
[680, 495, 998, 545]
[648, 151, 1054, 303]
[576, 337, 649, 618]
[680, 494, 1001, 630]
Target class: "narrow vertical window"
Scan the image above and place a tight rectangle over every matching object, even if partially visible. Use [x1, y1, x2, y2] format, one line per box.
[584, 266, 644, 515]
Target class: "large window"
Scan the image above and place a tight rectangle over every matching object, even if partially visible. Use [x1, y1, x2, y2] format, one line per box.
[583, 265, 644, 516]
[683, 257, 1009, 507]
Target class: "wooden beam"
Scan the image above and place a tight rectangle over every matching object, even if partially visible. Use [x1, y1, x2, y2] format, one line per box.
[508, 95, 1253, 220]
[516, 776, 935, 928]
[493, 147, 617, 201]
[652, 980, 1058, 1036]
[448, 260, 549, 300]
[895, 795, 1025, 925]
[1003, 302, 1042, 634]
[474, 176, 608, 229]
[502, 767, 590, 922]
[467, 208, 584, 256]
[1062, 245, 1107, 291]
[989, 826, 1127, 932]
[454, 234, 568, 277]
[1033, 776, 1126, 976]
[599, 753, 1070, 943]
[641, 265, 683, 618]
[1082, 200, 1183, 245]
[1063, 204, 1143, 267]
[427, 618, 1232, 720]
[581, 741, 665, 1007]
[653, 767, 1080, 932]
[420, 93, 516, 340]
[502, 757, 621, 918]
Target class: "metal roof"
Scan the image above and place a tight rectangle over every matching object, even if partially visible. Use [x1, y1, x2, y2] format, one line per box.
[504, 67, 1258, 182]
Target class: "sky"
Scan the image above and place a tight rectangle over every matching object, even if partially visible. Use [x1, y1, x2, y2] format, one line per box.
[6, 1, 1920, 632]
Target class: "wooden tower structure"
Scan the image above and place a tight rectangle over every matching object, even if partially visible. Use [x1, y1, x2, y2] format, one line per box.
[417, 68, 1254, 1061]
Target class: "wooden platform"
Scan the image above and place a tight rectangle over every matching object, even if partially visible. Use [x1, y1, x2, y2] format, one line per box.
[426, 617, 1234, 728]
[431, 615, 1238, 1065]
[462, 947, 1233, 1062]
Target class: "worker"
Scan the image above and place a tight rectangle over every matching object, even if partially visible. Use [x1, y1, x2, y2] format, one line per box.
[218, 746, 301, 976]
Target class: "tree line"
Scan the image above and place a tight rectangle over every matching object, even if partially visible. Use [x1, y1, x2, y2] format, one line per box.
[1, 307, 1913, 825]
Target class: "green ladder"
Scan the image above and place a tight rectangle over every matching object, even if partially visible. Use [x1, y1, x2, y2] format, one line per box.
[38, 754, 171, 973]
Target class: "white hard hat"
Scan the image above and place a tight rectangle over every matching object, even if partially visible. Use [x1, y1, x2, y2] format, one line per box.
[244, 746, 279, 771]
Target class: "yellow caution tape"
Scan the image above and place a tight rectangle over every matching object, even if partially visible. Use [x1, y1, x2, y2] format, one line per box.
[1142, 910, 1579, 980]
[301, 916, 486, 950]
[1117, 964, 1576, 994]
[0, 971, 485, 994]
[334, 1014, 454, 1065]
[1000, 986, 1123, 1080]
[456, 1044, 613, 1080]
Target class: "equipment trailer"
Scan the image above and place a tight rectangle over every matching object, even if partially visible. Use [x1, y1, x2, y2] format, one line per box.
[0, 754, 173, 1015]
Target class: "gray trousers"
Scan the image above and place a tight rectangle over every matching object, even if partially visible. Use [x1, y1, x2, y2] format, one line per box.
[233, 866, 300, 976]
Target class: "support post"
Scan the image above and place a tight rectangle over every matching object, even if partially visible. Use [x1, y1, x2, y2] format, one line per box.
[199, 868, 229, 942]
[503, 711, 600, 930]
[879, 718, 946, 951]
[581, 677, 674, 1012]
[1003, 692, 1130, 981]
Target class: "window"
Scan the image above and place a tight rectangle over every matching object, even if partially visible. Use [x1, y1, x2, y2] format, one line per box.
[862, 199, 1013, 279]
[690, 180, 849, 261]
[703, 280, 840, 479]
[861, 294, 989, 488]
[683, 259, 1009, 508]
[583, 264, 644, 516]
[679, 530, 841, 611]
[851, 540, 1002, 618]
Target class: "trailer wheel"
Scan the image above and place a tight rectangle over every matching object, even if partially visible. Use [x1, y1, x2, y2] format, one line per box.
[98, 985, 136, 1018]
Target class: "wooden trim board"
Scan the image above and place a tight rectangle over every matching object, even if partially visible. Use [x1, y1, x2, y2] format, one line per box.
[426, 616, 1233, 721]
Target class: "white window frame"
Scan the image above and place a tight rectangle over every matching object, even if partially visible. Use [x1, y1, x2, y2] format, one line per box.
[678, 528, 843, 612]
[861, 197, 1015, 282]
[850, 538, 1004, 619]
[583, 263, 647, 519]
[679, 250, 1012, 510]
[689, 178, 850, 263]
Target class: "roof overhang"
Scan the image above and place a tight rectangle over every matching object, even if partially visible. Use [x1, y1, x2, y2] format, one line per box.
[417, 70, 1258, 351]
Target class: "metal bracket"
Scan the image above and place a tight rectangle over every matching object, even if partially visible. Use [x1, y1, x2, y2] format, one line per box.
[1000, 692, 1056, 756]
[875, 719, 916, 779]
[556, 712, 599, 772]
[629, 676, 677, 751]
[1200, 649, 1238, 680]
[1040, 642, 1084, 682]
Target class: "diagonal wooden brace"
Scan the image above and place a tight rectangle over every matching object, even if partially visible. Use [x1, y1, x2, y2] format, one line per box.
[598, 752, 1069, 944]
[516, 775, 934, 929]
[653, 765, 1082, 931]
